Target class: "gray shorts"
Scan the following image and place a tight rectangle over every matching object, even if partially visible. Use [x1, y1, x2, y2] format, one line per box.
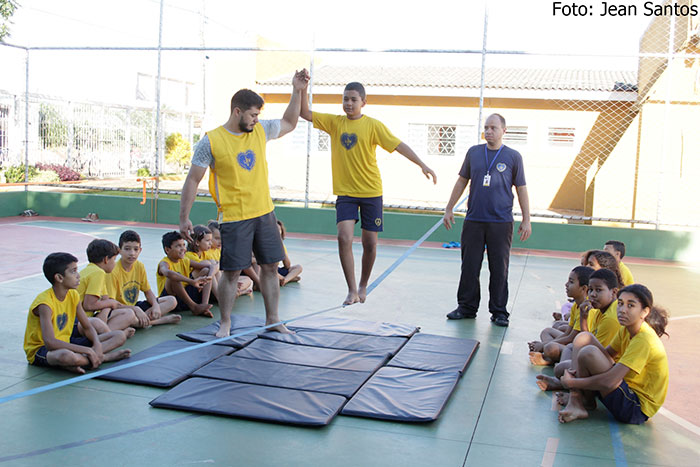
[220, 211, 285, 271]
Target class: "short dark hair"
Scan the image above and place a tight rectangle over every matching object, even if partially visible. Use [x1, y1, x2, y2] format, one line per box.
[487, 113, 506, 128]
[589, 250, 624, 288]
[230, 89, 264, 113]
[119, 230, 141, 248]
[86, 239, 119, 264]
[162, 231, 183, 250]
[590, 268, 618, 290]
[344, 82, 366, 100]
[277, 219, 286, 240]
[571, 266, 594, 287]
[605, 240, 626, 259]
[43, 252, 78, 284]
[207, 220, 220, 232]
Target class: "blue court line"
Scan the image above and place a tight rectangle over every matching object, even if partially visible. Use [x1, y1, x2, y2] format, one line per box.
[607, 412, 628, 466]
[0, 195, 468, 406]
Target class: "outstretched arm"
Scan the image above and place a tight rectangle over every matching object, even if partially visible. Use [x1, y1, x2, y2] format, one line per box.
[443, 175, 469, 230]
[300, 86, 313, 122]
[279, 69, 310, 137]
[515, 185, 531, 241]
[394, 142, 437, 184]
[179, 165, 208, 243]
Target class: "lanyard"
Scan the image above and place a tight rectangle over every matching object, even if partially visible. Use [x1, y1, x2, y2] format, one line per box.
[484, 145, 504, 175]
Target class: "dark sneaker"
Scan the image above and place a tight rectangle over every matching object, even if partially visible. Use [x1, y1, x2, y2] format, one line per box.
[446, 308, 477, 320]
[490, 314, 509, 327]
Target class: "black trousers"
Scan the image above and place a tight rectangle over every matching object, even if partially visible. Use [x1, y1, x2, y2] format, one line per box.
[457, 220, 513, 317]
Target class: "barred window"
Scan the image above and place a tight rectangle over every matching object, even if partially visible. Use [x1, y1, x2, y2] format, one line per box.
[503, 126, 527, 145]
[318, 131, 330, 152]
[548, 127, 575, 146]
[427, 125, 456, 156]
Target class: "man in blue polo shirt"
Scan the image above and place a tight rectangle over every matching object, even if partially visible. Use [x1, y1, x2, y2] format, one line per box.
[442, 113, 531, 327]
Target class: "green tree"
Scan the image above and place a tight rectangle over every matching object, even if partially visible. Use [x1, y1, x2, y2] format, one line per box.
[165, 132, 192, 172]
[0, 0, 19, 42]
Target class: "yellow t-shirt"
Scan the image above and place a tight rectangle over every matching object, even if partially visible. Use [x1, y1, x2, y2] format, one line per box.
[207, 124, 273, 222]
[568, 302, 581, 331]
[185, 251, 204, 263]
[205, 248, 220, 262]
[157, 256, 191, 296]
[23, 288, 80, 364]
[313, 113, 401, 197]
[587, 300, 622, 347]
[609, 322, 669, 418]
[619, 261, 634, 286]
[77, 263, 108, 317]
[107, 259, 151, 306]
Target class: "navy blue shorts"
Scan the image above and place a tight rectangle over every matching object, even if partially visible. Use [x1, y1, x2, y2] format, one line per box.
[135, 300, 150, 312]
[220, 212, 285, 270]
[32, 323, 92, 367]
[599, 380, 649, 424]
[160, 286, 201, 312]
[336, 195, 383, 232]
[278, 266, 289, 276]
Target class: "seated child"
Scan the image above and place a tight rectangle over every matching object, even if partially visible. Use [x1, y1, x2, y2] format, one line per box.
[157, 231, 214, 317]
[528, 266, 594, 365]
[24, 252, 131, 373]
[276, 220, 302, 286]
[78, 239, 146, 332]
[186, 225, 221, 301]
[557, 284, 668, 424]
[536, 268, 622, 391]
[584, 250, 625, 288]
[604, 240, 634, 286]
[108, 230, 181, 326]
[202, 222, 253, 296]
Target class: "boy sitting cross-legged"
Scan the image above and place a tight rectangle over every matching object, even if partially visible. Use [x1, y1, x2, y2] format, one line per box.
[24, 252, 131, 373]
[157, 231, 214, 317]
[107, 230, 181, 326]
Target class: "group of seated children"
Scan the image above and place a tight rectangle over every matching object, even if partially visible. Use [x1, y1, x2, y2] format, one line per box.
[24, 220, 302, 373]
[527, 240, 669, 426]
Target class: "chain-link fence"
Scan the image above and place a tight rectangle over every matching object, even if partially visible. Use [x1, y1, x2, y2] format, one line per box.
[1, 0, 699, 228]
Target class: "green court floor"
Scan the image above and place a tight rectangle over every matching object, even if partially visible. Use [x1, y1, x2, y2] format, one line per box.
[0, 219, 698, 466]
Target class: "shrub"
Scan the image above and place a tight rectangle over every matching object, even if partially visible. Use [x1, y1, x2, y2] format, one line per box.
[136, 167, 150, 177]
[4, 164, 38, 183]
[35, 163, 81, 181]
[32, 169, 60, 183]
[165, 133, 192, 172]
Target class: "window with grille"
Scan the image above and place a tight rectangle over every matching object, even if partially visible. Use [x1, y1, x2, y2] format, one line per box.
[503, 126, 527, 145]
[427, 125, 456, 156]
[318, 131, 330, 152]
[548, 127, 575, 146]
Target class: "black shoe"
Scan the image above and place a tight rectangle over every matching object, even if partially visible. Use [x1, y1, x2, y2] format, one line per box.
[490, 314, 509, 327]
[447, 307, 477, 320]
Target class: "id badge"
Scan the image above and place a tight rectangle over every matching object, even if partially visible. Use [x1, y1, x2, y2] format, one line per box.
[483, 174, 491, 187]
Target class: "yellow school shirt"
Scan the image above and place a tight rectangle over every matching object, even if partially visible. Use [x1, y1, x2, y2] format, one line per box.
[609, 322, 668, 418]
[619, 261, 634, 286]
[157, 256, 191, 296]
[313, 113, 401, 197]
[207, 125, 273, 222]
[107, 259, 151, 306]
[568, 302, 581, 331]
[23, 288, 80, 364]
[205, 248, 221, 262]
[77, 263, 108, 317]
[587, 300, 622, 347]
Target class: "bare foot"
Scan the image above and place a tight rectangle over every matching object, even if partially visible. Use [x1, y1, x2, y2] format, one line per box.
[536, 374, 564, 391]
[358, 285, 367, 303]
[66, 366, 86, 374]
[215, 320, 231, 338]
[559, 404, 589, 423]
[555, 391, 569, 406]
[344, 291, 360, 305]
[104, 348, 131, 362]
[157, 314, 182, 325]
[552, 312, 562, 321]
[529, 351, 551, 366]
[124, 327, 136, 339]
[266, 323, 294, 334]
[528, 341, 543, 352]
[193, 304, 213, 318]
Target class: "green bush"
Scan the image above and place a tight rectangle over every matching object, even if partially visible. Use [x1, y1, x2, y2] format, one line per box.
[32, 169, 60, 183]
[4, 164, 38, 183]
[165, 132, 192, 172]
[137, 167, 150, 177]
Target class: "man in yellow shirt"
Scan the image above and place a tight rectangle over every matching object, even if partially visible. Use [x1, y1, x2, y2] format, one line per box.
[179, 70, 309, 337]
[300, 82, 437, 305]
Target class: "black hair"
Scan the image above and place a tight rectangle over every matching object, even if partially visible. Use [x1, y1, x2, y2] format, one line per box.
[230, 89, 264, 113]
[43, 252, 79, 284]
[619, 284, 669, 337]
[119, 230, 141, 248]
[605, 240, 626, 259]
[162, 231, 183, 250]
[187, 225, 211, 253]
[589, 250, 625, 288]
[206, 220, 220, 232]
[488, 113, 506, 128]
[589, 268, 618, 290]
[344, 82, 366, 100]
[277, 219, 286, 240]
[86, 239, 119, 264]
[571, 266, 594, 287]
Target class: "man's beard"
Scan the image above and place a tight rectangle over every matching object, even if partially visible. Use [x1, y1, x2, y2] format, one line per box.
[238, 120, 254, 133]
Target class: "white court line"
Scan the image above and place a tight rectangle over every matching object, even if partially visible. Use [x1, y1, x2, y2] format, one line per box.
[500, 342, 514, 355]
[669, 314, 700, 321]
[658, 407, 700, 437]
[0, 262, 89, 286]
[540, 437, 559, 467]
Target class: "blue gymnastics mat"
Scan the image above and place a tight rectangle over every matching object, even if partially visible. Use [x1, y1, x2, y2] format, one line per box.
[289, 316, 419, 337]
[176, 316, 263, 348]
[233, 338, 392, 373]
[150, 377, 346, 426]
[97, 340, 234, 387]
[387, 334, 479, 374]
[192, 355, 372, 398]
[258, 328, 408, 355]
[341, 367, 461, 422]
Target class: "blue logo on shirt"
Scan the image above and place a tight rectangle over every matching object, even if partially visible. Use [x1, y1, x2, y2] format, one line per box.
[340, 133, 357, 150]
[56, 312, 68, 331]
[237, 150, 256, 171]
[124, 284, 139, 305]
[496, 162, 506, 172]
